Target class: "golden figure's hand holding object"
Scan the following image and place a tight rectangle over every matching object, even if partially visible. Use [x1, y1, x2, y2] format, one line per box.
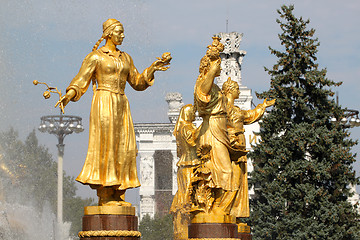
[55, 89, 76, 109]
[210, 58, 221, 72]
[58, 19, 171, 207]
[171, 37, 276, 237]
[33, 80, 65, 114]
[155, 52, 172, 71]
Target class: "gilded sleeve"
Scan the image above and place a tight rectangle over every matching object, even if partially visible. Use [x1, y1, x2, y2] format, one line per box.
[66, 51, 98, 102]
[125, 52, 154, 91]
[244, 103, 266, 124]
[182, 124, 197, 147]
[195, 82, 211, 103]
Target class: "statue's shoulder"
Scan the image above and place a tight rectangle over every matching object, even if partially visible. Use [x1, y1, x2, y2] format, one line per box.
[228, 104, 242, 117]
[233, 105, 241, 112]
[121, 51, 132, 62]
[83, 49, 101, 62]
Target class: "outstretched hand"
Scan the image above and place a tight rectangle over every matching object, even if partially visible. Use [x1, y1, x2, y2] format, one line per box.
[55, 89, 76, 111]
[263, 98, 276, 108]
[153, 52, 172, 72]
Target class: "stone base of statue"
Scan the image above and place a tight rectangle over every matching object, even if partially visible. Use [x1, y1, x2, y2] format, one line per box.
[78, 206, 141, 240]
[188, 213, 238, 239]
[237, 223, 252, 240]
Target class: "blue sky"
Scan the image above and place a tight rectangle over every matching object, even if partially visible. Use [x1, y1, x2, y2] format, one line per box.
[1, 0, 359, 201]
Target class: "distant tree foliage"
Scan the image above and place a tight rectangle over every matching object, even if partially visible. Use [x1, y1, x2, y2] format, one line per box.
[139, 214, 173, 240]
[0, 128, 94, 237]
[249, 5, 360, 240]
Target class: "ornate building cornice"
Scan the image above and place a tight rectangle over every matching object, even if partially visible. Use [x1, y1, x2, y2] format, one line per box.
[134, 123, 175, 135]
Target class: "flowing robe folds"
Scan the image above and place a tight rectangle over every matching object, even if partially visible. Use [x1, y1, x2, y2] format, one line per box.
[171, 123, 199, 212]
[66, 46, 154, 190]
[194, 82, 235, 191]
[170, 122, 199, 240]
[228, 103, 266, 217]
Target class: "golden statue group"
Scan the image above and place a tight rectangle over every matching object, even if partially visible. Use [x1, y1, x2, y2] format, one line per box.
[170, 37, 275, 239]
[42, 18, 275, 239]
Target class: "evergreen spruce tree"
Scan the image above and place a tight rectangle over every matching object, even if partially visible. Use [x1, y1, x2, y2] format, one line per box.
[249, 5, 360, 240]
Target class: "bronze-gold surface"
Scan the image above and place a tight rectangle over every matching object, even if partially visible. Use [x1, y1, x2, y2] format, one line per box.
[33, 80, 65, 113]
[191, 213, 236, 224]
[56, 19, 171, 206]
[222, 77, 275, 218]
[171, 36, 275, 238]
[170, 104, 199, 240]
[84, 206, 135, 216]
[237, 223, 251, 234]
[78, 230, 141, 238]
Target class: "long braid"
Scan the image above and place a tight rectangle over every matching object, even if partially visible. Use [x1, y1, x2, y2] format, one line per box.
[92, 36, 105, 52]
[90, 19, 123, 92]
[91, 35, 105, 91]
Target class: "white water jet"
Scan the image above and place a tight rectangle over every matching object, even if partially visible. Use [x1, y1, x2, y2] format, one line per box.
[0, 201, 71, 240]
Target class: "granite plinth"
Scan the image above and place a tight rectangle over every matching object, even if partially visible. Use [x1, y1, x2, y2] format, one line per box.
[188, 223, 238, 238]
[79, 206, 140, 240]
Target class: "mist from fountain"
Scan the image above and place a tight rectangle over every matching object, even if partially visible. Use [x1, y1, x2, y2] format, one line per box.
[0, 201, 70, 240]
[0, 148, 71, 240]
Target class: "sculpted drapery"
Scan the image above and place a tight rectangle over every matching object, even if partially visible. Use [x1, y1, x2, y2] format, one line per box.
[222, 77, 274, 217]
[69, 47, 153, 190]
[170, 104, 199, 240]
[172, 37, 274, 219]
[195, 82, 235, 191]
[169, 38, 275, 239]
[57, 19, 170, 205]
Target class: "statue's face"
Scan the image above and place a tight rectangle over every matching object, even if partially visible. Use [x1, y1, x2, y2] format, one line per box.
[110, 25, 125, 46]
[231, 85, 240, 99]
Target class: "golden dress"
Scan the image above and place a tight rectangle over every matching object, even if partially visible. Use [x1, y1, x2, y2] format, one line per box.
[170, 118, 199, 240]
[194, 82, 235, 191]
[171, 122, 199, 212]
[66, 46, 155, 190]
[227, 103, 266, 217]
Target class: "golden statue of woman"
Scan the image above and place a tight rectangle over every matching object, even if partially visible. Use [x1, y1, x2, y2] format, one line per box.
[170, 104, 199, 240]
[56, 19, 171, 206]
[222, 77, 275, 218]
[193, 38, 237, 215]
[192, 37, 275, 216]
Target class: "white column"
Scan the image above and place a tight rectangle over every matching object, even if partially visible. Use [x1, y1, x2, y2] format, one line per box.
[171, 150, 179, 195]
[57, 143, 64, 240]
[139, 153, 155, 220]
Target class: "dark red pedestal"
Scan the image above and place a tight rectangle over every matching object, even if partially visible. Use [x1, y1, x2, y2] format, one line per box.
[188, 223, 238, 239]
[79, 213, 140, 240]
